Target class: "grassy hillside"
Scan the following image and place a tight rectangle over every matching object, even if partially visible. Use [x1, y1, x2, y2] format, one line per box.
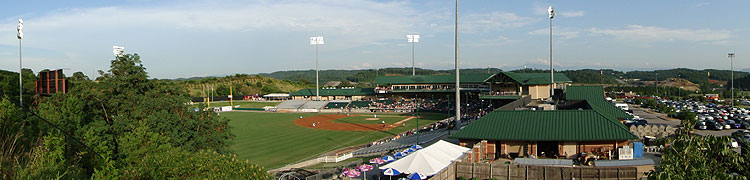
[259, 67, 503, 87]
[168, 74, 310, 97]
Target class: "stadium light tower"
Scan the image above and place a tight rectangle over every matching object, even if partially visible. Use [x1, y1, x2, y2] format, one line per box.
[454, 0, 461, 124]
[310, 36, 324, 101]
[17, 19, 24, 106]
[548, 6, 556, 100]
[730, 52, 736, 107]
[407, 34, 420, 76]
[113, 46, 125, 57]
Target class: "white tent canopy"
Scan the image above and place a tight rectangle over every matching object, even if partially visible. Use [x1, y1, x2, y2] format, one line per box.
[379, 140, 469, 176]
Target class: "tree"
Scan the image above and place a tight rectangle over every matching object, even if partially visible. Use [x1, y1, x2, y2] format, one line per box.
[648, 116, 746, 179]
[7, 54, 268, 179]
[70, 72, 89, 82]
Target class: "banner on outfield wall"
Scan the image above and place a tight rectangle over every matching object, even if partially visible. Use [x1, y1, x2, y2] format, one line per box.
[301, 109, 319, 113]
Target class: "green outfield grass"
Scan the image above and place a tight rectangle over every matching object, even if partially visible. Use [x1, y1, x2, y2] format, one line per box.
[190, 101, 280, 108]
[223, 112, 448, 169]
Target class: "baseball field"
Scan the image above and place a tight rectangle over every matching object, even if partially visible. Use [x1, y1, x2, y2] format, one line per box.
[222, 111, 449, 169]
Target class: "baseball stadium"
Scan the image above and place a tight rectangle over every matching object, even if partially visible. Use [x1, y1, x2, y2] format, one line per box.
[193, 72, 574, 171]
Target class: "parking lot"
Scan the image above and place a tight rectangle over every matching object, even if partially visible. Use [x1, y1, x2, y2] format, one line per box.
[630, 105, 681, 127]
[630, 104, 735, 137]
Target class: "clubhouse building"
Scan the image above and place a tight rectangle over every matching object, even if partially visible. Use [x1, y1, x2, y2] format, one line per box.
[450, 86, 637, 160]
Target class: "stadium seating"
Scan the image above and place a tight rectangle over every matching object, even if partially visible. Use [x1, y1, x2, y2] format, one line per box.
[277, 100, 308, 109]
[300, 101, 329, 109]
[349, 101, 372, 108]
[324, 102, 350, 109]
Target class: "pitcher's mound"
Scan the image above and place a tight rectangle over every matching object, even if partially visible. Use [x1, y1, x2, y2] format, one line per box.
[365, 118, 380, 120]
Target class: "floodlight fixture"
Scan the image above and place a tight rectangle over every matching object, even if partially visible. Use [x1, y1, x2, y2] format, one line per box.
[548, 6, 555, 19]
[17, 19, 23, 40]
[407, 34, 420, 43]
[310, 36, 324, 45]
[113, 46, 125, 57]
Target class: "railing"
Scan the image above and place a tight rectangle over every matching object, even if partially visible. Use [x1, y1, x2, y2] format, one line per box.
[316, 153, 353, 163]
[481, 91, 521, 96]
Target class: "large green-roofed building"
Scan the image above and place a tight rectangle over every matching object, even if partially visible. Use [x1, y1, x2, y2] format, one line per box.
[450, 110, 636, 159]
[373, 72, 573, 101]
[481, 72, 572, 100]
[565, 86, 633, 119]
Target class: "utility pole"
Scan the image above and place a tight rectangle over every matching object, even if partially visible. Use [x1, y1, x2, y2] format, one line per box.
[730, 52, 736, 107]
[230, 85, 233, 108]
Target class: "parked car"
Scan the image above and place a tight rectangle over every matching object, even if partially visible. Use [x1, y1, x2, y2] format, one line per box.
[727, 120, 741, 129]
[729, 139, 739, 148]
[722, 122, 732, 130]
[695, 121, 708, 130]
[740, 121, 750, 129]
[707, 121, 723, 130]
[732, 130, 750, 136]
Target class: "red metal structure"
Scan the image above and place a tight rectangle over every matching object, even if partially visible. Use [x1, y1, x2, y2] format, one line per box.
[35, 69, 68, 95]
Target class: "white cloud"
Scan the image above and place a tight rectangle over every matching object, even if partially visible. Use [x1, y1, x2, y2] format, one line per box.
[589, 25, 731, 44]
[0, 0, 422, 48]
[559, 10, 584, 17]
[461, 12, 537, 33]
[433, 11, 537, 33]
[350, 62, 373, 69]
[465, 36, 517, 47]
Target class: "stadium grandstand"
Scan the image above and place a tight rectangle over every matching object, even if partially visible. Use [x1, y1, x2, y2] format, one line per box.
[290, 87, 375, 101]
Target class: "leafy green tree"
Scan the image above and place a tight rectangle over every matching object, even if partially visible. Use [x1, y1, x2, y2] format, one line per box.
[70, 72, 89, 81]
[12, 54, 267, 179]
[648, 115, 746, 179]
[92, 122, 269, 179]
[13, 135, 85, 179]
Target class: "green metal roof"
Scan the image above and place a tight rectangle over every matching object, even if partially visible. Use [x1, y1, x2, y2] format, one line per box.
[290, 88, 375, 96]
[565, 86, 633, 119]
[374, 74, 493, 85]
[450, 110, 637, 141]
[493, 72, 573, 85]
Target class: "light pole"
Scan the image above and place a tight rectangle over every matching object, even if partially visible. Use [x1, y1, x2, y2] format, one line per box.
[17, 19, 23, 106]
[730, 52, 735, 107]
[415, 97, 419, 145]
[455, 0, 461, 125]
[310, 36, 324, 101]
[548, 6, 556, 100]
[407, 34, 420, 76]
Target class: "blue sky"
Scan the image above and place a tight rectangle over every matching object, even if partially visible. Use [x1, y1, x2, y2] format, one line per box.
[0, 0, 748, 79]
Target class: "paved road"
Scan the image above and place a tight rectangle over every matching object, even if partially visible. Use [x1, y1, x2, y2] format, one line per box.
[630, 105, 681, 127]
[693, 129, 736, 137]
